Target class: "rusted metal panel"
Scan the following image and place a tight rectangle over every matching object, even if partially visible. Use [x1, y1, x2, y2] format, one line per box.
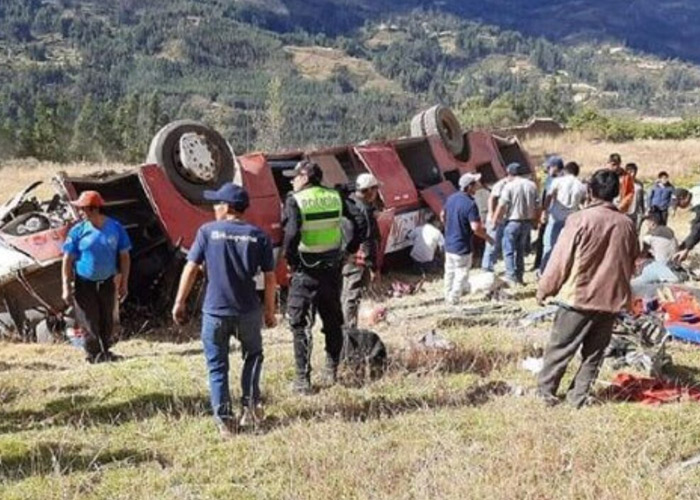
[462, 131, 508, 180]
[138, 164, 213, 250]
[238, 154, 283, 244]
[308, 153, 349, 188]
[427, 135, 463, 174]
[353, 144, 419, 211]
[2, 226, 68, 264]
[419, 180, 457, 216]
[238, 154, 280, 199]
[375, 210, 395, 270]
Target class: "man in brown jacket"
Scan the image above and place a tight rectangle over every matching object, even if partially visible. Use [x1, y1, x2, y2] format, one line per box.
[536, 169, 638, 408]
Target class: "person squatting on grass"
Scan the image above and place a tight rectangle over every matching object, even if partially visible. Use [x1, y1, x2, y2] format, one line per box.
[172, 184, 277, 438]
[536, 169, 638, 408]
[62, 190, 131, 364]
[440, 172, 492, 305]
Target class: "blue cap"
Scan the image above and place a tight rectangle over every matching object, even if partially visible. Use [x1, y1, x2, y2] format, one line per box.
[507, 162, 521, 175]
[544, 155, 564, 170]
[203, 183, 250, 210]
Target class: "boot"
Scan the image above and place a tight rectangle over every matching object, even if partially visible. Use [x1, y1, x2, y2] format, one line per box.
[292, 329, 312, 395]
[321, 355, 339, 386]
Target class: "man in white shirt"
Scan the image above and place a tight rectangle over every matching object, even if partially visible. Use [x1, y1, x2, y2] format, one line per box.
[409, 214, 445, 274]
[540, 161, 587, 274]
[481, 175, 511, 272]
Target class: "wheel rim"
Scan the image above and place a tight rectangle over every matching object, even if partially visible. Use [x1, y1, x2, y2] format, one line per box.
[173, 132, 220, 183]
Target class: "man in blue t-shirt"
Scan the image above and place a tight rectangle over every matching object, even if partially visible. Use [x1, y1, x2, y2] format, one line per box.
[172, 183, 276, 438]
[62, 190, 131, 364]
[440, 172, 492, 305]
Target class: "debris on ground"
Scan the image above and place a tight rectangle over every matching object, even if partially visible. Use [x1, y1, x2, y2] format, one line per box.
[521, 357, 544, 374]
[600, 373, 700, 405]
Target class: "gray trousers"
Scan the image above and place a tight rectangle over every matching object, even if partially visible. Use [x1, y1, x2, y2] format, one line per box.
[537, 307, 616, 408]
[341, 262, 370, 330]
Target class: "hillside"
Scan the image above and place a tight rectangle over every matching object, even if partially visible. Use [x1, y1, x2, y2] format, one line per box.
[2, 1, 700, 163]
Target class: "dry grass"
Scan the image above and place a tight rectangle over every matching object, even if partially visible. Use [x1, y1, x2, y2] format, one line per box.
[523, 132, 700, 184]
[0, 159, 132, 202]
[3, 140, 700, 498]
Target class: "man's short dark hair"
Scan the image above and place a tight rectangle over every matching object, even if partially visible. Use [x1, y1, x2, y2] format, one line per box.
[589, 169, 620, 202]
[659, 171, 669, 178]
[609, 153, 622, 165]
[625, 163, 638, 174]
[564, 161, 580, 176]
[675, 187, 690, 200]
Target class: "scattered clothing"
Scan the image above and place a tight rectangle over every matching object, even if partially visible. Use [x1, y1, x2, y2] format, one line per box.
[602, 373, 700, 405]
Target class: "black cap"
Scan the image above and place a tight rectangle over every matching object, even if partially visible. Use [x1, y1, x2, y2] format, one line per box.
[203, 183, 250, 211]
[283, 160, 323, 183]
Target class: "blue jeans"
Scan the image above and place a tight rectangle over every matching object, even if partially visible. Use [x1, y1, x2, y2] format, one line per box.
[503, 221, 532, 282]
[201, 310, 264, 424]
[540, 218, 565, 273]
[481, 222, 504, 272]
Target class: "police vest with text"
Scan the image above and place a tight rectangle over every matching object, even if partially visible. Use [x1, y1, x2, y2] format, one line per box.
[293, 186, 343, 254]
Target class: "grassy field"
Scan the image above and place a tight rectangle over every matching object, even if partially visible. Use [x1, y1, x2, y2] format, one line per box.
[3, 137, 700, 498]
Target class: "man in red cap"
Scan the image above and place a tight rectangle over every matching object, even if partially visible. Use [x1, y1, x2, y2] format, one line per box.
[62, 190, 131, 363]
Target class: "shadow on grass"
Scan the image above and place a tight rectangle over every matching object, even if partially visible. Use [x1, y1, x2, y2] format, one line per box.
[663, 364, 700, 388]
[0, 441, 170, 482]
[263, 380, 512, 430]
[0, 393, 209, 434]
[0, 361, 71, 372]
[391, 344, 530, 377]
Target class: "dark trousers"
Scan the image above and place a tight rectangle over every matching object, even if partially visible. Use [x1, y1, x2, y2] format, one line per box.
[537, 307, 616, 408]
[341, 262, 370, 330]
[287, 265, 344, 380]
[73, 277, 116, 358]
[657, 209, 669, 226]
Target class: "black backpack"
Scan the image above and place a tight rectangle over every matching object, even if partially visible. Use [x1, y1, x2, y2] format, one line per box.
[340, 329, 387, 384]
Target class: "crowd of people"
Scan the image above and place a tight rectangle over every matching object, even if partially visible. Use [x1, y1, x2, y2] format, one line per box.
[59, 154, 700, 437]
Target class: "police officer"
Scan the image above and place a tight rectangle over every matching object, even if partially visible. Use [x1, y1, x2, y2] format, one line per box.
[282, 160, 366, 394]
[341, 173, 381, 329]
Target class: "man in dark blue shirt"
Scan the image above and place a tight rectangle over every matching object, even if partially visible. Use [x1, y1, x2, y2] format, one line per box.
[62, 190, 131, 364]
[172, 183, 276, 438]
[648, 171, 675, 225]
[441, 172, 492, 305]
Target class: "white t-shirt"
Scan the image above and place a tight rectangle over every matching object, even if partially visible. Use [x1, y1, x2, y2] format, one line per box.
[643, 226, 678, 264]
[547, 174, 587, 221]
[410, 224, 444, 263]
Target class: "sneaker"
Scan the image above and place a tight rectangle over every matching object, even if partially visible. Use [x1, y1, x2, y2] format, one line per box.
[217, 418, 239, 439]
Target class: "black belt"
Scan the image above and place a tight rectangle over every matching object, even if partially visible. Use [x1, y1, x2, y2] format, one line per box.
[76, 275, 115, 287]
